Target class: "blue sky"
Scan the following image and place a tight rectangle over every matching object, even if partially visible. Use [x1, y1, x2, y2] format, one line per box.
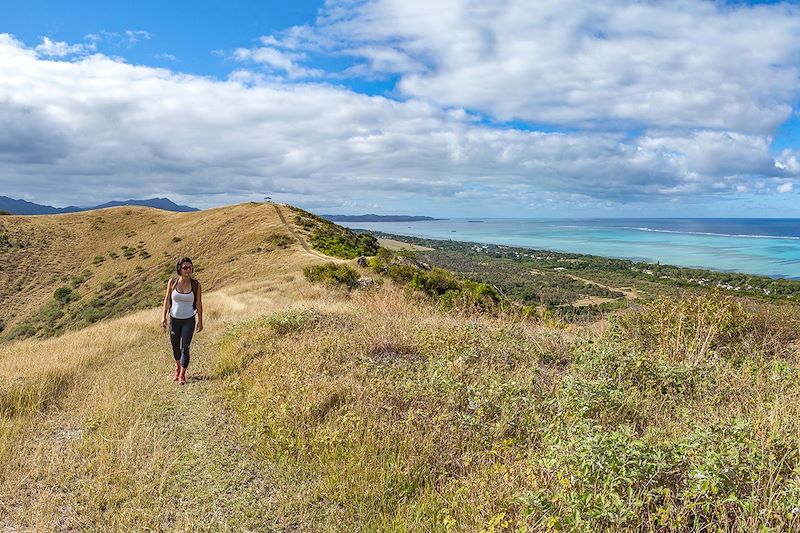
[1, 0, 799, 217]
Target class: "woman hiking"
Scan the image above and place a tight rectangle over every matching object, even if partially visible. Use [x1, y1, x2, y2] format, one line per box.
[161, 257, 203, 384]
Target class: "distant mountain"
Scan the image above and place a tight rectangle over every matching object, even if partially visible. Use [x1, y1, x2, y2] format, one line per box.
[0, 196, 198, 215]
[322, 214, 439, 222]
[0, 197, 82, 215]
[91, 198, 199, 212]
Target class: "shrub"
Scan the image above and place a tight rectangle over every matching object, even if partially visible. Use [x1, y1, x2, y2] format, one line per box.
[304, 263, 361, 289]
[409, 268, 462, 296]
[288, 207, 379, 258]
[612, 292, 754, 362]
[53, 286, 77, 304]
[265, 232, 293, 249]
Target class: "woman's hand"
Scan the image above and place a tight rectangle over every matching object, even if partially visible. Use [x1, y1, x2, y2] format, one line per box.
[161, 317, 167, 329]
[196, 321, 203, 333]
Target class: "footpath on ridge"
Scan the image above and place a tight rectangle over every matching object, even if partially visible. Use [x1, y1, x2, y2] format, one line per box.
[272, 202, 331, 260]
[1, 289, 285, 531]
[1, 205, 339, 531]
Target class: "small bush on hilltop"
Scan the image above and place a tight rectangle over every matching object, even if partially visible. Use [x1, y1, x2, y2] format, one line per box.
[304, 263, 360, 289]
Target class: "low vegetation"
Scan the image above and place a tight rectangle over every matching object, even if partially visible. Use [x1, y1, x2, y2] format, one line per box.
[290, 206, 378, 259]
[370, 232, 800, 303]
[303, 263, 361, 289]
[217, 285, 800, 531]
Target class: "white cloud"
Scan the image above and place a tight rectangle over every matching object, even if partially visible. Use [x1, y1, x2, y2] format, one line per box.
[0, 32, 797, 213]
[778, 182, 794, 193]
[233, 46, 323, 78]
[276, 0, 800, 134]
[124, 30, 152, 44]
[84, 30, 152, 47]
[35, 37, 95, 57]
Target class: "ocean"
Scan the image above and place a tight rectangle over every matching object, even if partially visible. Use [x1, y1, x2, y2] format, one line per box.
[338, 218, 800, 279]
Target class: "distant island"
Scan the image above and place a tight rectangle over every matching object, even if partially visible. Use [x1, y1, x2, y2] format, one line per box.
[321, 214, 440, 222]
[0, 196, 199, 215]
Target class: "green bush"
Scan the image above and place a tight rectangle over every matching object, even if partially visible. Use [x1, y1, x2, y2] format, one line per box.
[304, 263, 361, 289]
[409, 268, 462, 296]
[53, 286, 77, 304]
[311, 230, 378, 259]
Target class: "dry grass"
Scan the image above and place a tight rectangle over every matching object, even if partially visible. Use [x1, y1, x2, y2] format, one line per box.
[0, 203, 341, 530]
[0, 268, 342, 531]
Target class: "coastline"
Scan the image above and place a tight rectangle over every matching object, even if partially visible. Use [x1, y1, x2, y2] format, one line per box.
[342, 218, 800, 280]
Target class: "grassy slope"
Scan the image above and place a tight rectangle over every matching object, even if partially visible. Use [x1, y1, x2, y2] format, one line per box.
[2, 205, 800, 531]
[0, 202, 299, 339]
[0, 203, 329, 531]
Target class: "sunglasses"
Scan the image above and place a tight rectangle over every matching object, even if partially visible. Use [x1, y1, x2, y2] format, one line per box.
[181, 265, 193, 270]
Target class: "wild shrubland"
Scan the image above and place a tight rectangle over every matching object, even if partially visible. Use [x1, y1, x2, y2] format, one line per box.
[217, 279, 800, 531]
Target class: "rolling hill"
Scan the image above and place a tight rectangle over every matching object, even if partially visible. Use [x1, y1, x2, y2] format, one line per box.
[0, 202, 311, 339]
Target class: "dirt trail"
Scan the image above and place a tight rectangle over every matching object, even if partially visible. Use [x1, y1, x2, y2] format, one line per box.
[0, 294, 281, 532]
[566, 273, 639, 300]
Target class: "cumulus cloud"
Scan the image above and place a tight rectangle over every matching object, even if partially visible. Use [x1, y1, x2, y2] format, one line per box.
[0, 26, 797, 213]
[258, 0, 800, 134]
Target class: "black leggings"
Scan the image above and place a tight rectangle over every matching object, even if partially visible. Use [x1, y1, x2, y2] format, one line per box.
[169, 315, 195, 368]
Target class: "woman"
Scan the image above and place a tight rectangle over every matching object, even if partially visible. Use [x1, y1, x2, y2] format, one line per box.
[161, 257, 203, 384]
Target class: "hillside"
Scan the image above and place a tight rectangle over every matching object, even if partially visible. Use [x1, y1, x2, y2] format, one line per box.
[0, 202, 309, 339]
[2, 204, 800, 531]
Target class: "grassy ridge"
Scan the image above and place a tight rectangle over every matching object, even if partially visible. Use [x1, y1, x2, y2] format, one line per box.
[0, 202, 300, 341]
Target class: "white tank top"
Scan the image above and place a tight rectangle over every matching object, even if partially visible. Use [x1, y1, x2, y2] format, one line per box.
[170, 286, 195, 319]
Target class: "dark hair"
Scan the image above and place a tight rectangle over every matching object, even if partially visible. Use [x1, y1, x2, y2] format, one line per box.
[176, 257, 193, 275]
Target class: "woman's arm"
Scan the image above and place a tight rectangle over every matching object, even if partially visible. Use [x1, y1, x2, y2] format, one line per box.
[195, 281, 203, 332]
[161, 278, 173, 328]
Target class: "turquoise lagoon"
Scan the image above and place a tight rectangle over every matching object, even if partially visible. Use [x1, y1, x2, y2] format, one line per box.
[338, 218, 800, 279]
